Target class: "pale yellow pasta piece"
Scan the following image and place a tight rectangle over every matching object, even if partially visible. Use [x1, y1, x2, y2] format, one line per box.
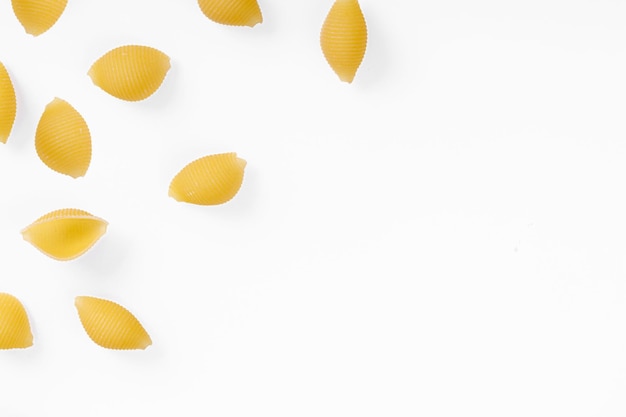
[88, 45, 171, 102]
[197, 0, 262, 27]
[11, 0, 68, 36]
[0, 61, 16, 144]
[169, 152, 246, 205]
[0, 293, 33, 349]
[75, 296, 152, 350]
[35, 98, 91, 178]
[320, 0, 368, 83]
[21, 208, 108, 261]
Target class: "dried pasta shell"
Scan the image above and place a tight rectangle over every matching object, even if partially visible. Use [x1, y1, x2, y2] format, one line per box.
[75, 296, 152, 350]
[169, 152, 246, 205]
[197, 0, 262, 27]
[11, 0, 68, 36]
[88, 45, 171, 102]
[21, 208, 108, 261]
[0, 293, 33, 350]
[320, 0, 368, 83]
[0, 62, 16, 144]
[35, 98, 91, 178]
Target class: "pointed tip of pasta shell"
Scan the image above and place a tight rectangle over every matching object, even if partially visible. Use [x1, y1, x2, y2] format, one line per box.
[0, 293, 33, 350]
[75, 296, 152, 350]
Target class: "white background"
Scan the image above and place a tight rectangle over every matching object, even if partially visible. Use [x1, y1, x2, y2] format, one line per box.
[1, 0, 626, 415]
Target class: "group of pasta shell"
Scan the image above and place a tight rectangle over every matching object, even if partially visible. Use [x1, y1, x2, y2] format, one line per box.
[8, 0, 368, 83]
[1, 0, 368, 350]
[0, 293, 151, 350]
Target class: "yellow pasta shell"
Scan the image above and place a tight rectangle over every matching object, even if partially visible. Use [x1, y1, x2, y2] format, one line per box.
[35, 98, 91, 178]
[75, 296, 152, 350]
[169, 152, 247, 205]
[11, 0, 68, 36]
[21, 208, 108, 261]
[0, 61, 16, 144]
[0, 293, 33, 350]
[88, 45, 171, 102]
[197, 0, 262, 27]
[320, 0, 368, 83]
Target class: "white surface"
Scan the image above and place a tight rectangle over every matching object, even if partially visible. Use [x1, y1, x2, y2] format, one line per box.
[1, 0, 626, 415]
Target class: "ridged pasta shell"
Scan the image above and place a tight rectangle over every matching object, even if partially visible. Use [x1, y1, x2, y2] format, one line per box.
[320, 0, 368, 83]
[75, 296, 152, 350]
[169, 152, 247, 205]
[0, 61, 16, 144]
[11, 0, 68, 36]
[0, 293, 33, 350]
[35, 98, 91, 178]
[88, 45, 171, 102]
[21, 208, 108, 261]
[197, 0, 263, 27]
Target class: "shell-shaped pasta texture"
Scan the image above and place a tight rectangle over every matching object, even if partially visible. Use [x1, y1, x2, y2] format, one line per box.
[35, 98, 91, 178]
[21, 208, 108, 261]
[0, 62, 17, 144]
[75, 296, 152, 350]
[11, 0, 68, 36]
[320, 0, 368, 83]
[197, 0, 262, 27]
[88, 45, 171, 102]
[0, 293, 33, 350]
[169, 152, 247, 205]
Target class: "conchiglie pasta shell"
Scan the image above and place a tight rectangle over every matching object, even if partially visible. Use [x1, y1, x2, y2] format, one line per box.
[88, 45, 171, 102]
[0, 293, 33, 350]
[197, 0, 262, 27]
[21, 208, 108, 261]
[0, 62, 16, 144]
[35, 98, 91, 178]
[75, 296, 152, 350]
[169, 152, 246, 205]
[320, 0, 368, 83]
[11, 0, 67, 36]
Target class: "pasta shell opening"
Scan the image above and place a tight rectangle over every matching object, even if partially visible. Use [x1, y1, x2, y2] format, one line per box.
[0, 293, 33, 350]
[21, 208, 108, 261]
[320, 0, 368, 83]
[88, 45, 171, 102]
[0, 61, 17, 144]
[197, 0, 263, 27]
[35, 98, 92, 178]
[75, 296, 152, 350]
[169, 152, 247, 205]
[11, 0, 68, 36]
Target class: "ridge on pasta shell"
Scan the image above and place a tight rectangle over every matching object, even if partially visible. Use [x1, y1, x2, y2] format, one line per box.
[75, 296, 152, 350]
[0, 61, 17, 144]
[21, 208, 108, 261]
[0, 293, 33, 350]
